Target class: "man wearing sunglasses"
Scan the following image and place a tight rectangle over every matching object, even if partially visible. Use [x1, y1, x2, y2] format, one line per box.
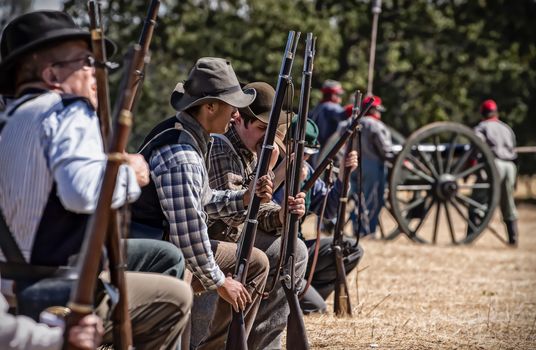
[0, 11, 191, 349]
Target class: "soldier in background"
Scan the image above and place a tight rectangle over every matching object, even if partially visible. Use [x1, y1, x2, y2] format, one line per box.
[309, 79, 346, 167]
[350, 95, 393, 238]
[471, 99, 518, 246]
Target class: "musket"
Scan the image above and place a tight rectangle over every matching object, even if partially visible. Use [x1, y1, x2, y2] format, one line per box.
[280, 33, 315, 350]
[88, 2, 132, 349]
[367, 0, 382, 96]
[302, 97, 375, 193]
[332, 91, 362, 317]
[124, 0, 160, 112]
[64, 45, 143, 350]
[225, 31, 301, 350]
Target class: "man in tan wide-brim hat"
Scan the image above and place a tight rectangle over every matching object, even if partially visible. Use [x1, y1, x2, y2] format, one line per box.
[131, 58, 284, 348]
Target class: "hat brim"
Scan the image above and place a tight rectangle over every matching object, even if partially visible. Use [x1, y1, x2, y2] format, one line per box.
[0, 29, 116, 96]
[374, 105, 386, 113]
[171, 83, 256, 111]
[304, 147, 320, 155]
[239, 106, 292, 126]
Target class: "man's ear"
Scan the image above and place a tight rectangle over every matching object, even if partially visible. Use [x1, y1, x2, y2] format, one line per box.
[41, 67, 62, 88]
[234, 113, 243, 126]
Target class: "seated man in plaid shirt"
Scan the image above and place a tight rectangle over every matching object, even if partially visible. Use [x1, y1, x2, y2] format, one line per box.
[131, 59, 295, 348]
[203, 81, 308, 350]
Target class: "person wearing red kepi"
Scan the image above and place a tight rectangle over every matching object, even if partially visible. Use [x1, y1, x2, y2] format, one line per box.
[350, 95, 393, 238]
[470, 99, 519, 246]
[309, 79, 346, 167]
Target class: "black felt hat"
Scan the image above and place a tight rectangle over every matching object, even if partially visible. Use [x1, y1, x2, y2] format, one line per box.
[0, 10, 116, 95]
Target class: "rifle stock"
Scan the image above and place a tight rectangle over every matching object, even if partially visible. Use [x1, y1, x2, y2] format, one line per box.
[332, 91, 362, 317]
[88, 2, 133, 348]
[64, 46, 143, 350]
[225, 31, 300, 350]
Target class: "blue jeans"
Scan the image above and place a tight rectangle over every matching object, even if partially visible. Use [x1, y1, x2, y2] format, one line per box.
[350, 158, 387, 235]
[16, 239, 184, 320]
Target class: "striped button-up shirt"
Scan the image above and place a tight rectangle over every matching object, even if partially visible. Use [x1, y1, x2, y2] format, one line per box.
[149, 114, 247, 289]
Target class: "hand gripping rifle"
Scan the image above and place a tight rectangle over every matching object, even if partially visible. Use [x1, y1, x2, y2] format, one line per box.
[332, 91, 362, 317]
[280, 33, 315, 350]
[225, 31, 300, 350]
[302, 96, 375, 193]
[88, 2, 133, 348]
[64, 46, 143, 350]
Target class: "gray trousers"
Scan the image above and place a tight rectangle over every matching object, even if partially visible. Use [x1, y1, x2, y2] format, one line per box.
[469, 159, 518, 225]
[191, 230, 308, 350]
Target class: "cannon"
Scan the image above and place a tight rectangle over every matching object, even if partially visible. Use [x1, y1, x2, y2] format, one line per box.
[386, 122, 501, 244]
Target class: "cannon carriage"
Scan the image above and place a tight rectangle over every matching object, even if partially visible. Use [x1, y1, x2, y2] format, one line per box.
[385, 121, 501, 245]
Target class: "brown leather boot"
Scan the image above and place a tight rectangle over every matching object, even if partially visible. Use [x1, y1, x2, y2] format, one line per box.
[505, 220, 518, 247]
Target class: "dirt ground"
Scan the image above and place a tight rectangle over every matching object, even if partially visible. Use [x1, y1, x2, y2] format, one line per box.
[296, 199, 536, 349]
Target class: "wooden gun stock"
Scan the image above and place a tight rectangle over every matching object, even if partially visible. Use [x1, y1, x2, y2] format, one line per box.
[332, 91, 362, 317]
[64, 46, 143, 350]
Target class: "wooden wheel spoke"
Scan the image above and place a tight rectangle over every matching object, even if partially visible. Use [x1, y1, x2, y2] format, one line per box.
[396, 184, 433, 191]
[444, 133, 458, 173]
[451, 146, 475, 175]
[444, 203, 457, 244]
[400, 196, 426, 214]
[407, 154, 434, 178]
[449, 198, 478, 234]
[457, 183, 491, 190]
[416, 147, 440, 178]
[455, 193, 488, 212]
[454, 162, 485, 179]
[403, 160, 435, 184]
[409, 197, 435, 235]
[434, 135, 444, 174]
[432, 202, 441, 244]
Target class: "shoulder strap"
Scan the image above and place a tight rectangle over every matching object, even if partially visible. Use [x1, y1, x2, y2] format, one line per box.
[138, 117, 204, 160]
[0, 208, 60, 280]
[0, 209, 25, 264]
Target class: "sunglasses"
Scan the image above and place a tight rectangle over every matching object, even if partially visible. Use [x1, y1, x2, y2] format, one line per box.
[51, 55, 96, 69]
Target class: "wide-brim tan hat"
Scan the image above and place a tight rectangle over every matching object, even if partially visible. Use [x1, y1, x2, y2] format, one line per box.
[170, 57, 256, 111]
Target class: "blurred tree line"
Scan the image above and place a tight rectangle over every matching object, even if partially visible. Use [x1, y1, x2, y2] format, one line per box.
[58, 0, 535, 171]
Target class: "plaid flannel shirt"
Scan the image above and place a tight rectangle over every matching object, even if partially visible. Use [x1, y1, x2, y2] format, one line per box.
[150, 115, 247, 289]
[208, 125, 282, 242]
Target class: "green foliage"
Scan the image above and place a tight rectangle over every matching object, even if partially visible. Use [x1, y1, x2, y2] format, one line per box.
[62, 0, 535, 163]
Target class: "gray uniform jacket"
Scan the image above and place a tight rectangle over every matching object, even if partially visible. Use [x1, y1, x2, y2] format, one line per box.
[474, 118, 517, 161]
[359, 116, 393, 162]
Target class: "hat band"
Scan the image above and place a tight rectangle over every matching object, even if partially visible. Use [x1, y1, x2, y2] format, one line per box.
[186, 84, 242, 98]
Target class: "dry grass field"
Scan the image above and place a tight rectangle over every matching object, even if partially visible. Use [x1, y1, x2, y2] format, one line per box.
[297, 199, 536, 349]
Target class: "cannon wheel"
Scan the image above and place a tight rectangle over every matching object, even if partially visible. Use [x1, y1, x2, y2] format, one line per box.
[389, 122, 500, 244]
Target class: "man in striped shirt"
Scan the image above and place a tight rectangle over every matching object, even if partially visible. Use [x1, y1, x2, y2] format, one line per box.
[0, 11, 191, 349]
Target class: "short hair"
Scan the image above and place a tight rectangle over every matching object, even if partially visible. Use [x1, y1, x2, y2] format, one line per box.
[15, 42, 69, 88]
[240, 112, 258, 127]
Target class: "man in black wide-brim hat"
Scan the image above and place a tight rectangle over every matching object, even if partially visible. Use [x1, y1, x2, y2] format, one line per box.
[0, 10, 192, 349]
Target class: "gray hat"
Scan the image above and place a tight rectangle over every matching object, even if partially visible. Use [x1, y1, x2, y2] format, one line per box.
[170, 57, 255, 111]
